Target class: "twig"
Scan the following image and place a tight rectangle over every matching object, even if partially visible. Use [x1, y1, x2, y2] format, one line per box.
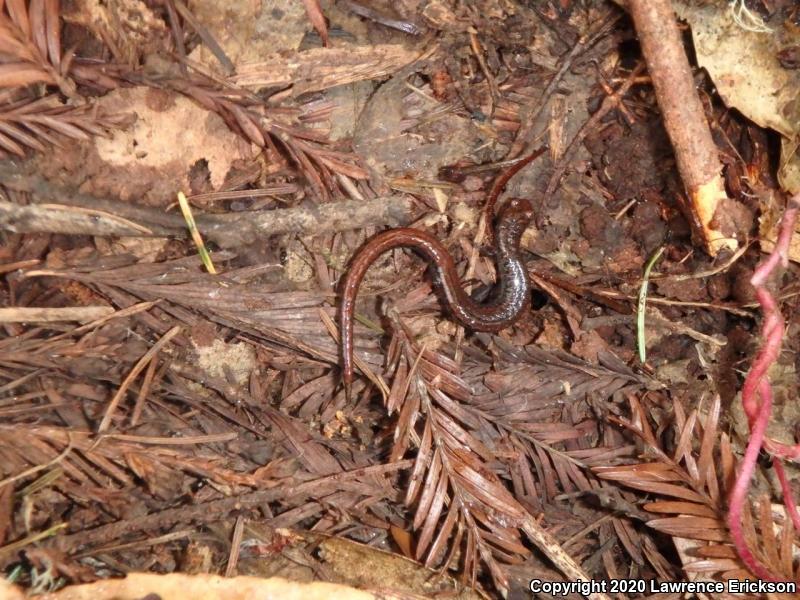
[0, 524, 68, 559]
[164, 0, 187, 72]
[509, 13, 620, 158]
[172, 0, 234, 74]
[50, 460, 412, 552]
[628, 0, 737, 256]
[0, 190, 416, 247]
[600, 291, 753, 318]
[0, 259, 40, 275]
[204, 195, 415, 247]
[4, 301, 161, 351]
[650, 241, 751, 281]
[0, 161, 189, 233]
[0, 440, 73, 490]
[0, 201, 165, 238]
[100, 432, 237, 445]
[528, 271, 582, 338]
[130, 356, 159, 427]
[0, 307, 113, 323]
[469, 32, 498, 119]
[225, 515, 245, 577]
[340, 0, 422, 35]
[584, 310, 726, 348]
[97, 326, 182, 433]
[522, 517, 612, 600]
[545, 63, 645, 198]
[73, 529, 195, 560]
[301, 0, 329, 48]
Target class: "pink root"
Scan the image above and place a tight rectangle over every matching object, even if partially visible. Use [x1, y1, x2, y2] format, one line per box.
[730, 194, 799, 580]
[727, 379, 775, 580]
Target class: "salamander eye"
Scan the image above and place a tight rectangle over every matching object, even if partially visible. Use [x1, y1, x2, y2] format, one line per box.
[506, 198, 533, 213]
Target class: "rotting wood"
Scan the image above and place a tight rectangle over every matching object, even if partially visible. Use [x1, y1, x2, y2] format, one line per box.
[232, 45, 424, 96]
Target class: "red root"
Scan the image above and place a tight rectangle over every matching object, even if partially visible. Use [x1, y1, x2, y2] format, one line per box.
[728, 193, 800, 580]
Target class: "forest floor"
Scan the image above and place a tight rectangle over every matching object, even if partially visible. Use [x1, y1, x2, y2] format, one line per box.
[0, 1, 799, 599]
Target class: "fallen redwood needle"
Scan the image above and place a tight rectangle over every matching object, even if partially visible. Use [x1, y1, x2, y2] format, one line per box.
[637, 245, 664, 363]
[177, 191, 217, 274]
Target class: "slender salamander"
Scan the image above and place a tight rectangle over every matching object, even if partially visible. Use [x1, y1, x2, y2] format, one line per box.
[339, 150, 544, 396]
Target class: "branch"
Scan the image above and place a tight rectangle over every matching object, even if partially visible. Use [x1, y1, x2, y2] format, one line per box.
[0, 167, 416, 245]
[0, 306, 113, 323]
[202, 195, 415, 247]
[627, 0, 738, 256]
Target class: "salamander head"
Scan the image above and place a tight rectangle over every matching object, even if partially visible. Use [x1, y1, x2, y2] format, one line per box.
[501, 197, 534, 219]
[496, 197, 534, 241]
